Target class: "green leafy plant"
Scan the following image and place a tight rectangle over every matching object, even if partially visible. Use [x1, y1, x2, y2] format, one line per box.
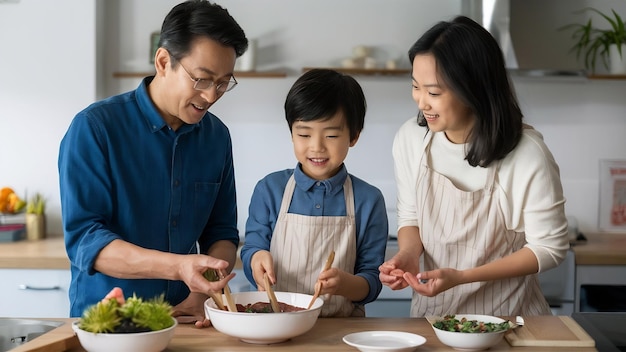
[26, 193, 45, 215]
[560, 6, 626, 73]
[78, 293, 174, 333]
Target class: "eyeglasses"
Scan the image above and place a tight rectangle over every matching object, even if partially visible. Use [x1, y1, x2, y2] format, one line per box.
[177, 61, 238, 94]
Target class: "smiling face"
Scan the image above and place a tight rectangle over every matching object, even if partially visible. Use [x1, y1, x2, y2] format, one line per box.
[291, 111, 358, 181]
[412, 54, 474, 144]
[150, 36, 237, 130]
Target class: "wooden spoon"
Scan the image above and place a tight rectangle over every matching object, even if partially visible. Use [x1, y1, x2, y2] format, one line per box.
[307, 250, 335, 309]
[263, 272, 281, 313]
[208, 291, 226, 311]
[218, 269, 237, 312]
[307, 281, 323, 310]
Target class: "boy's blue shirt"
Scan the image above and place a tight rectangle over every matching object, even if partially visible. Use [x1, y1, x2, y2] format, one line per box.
[241, 163, 388, 305]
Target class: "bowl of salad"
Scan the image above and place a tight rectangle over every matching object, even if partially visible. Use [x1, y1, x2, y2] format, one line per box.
[428, 314, 514, 351]
[204, 291, 323, 344]
[72, 287, 177, 352]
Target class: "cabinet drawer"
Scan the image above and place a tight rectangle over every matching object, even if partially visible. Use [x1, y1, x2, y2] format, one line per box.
[0, 269, 70, 318]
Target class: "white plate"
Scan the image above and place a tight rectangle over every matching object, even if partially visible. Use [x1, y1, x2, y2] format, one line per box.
[343, 331, 427, 352]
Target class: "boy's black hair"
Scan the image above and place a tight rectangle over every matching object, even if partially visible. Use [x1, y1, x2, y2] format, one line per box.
[159, 0, 248, 63]
[285, 69, 366, 141]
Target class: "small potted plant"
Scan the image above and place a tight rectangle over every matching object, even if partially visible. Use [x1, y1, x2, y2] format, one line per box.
[25, 193, 46, 240]
[560, 6, 626, 74]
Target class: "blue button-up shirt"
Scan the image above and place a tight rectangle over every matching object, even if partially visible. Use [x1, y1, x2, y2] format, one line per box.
[59, 77, 239, 317]
[240, 164, 388, 305]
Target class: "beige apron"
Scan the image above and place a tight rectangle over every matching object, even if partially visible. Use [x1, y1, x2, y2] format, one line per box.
[270, 174, 363, 317]
[410, 131, 551, 317]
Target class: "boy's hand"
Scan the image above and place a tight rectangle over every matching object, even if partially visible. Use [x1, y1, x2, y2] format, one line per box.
[317, 267, 342, 295]
[250, 250, 275, 290]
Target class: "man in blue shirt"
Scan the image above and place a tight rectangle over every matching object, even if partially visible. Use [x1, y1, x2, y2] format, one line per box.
[240, 69, 388, 317]
[58, 1, 247, 327]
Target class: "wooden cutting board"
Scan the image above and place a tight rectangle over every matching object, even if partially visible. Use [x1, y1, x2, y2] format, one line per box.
[505, 316, 595, 347]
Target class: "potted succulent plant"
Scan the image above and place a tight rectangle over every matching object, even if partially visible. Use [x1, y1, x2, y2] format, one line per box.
[560, 6, 626, 74]
[25, 193, 46, 240]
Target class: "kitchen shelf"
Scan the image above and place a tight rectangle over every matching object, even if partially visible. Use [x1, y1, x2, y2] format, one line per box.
[112, 71, 287, 78]
[302, 67, 410, 76]
[587, 74, 626, 80]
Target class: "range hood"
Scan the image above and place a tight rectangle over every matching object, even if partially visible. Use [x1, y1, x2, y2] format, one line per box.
[472, 0, 587, 78]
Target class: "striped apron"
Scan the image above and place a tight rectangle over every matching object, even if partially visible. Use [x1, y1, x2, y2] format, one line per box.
[269, 174, 363, 317]
[410, 131, 551, 317]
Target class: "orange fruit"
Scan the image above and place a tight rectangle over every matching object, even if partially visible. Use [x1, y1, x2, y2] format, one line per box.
[0, 187, 14, 200]
[0, 187, 17, 213]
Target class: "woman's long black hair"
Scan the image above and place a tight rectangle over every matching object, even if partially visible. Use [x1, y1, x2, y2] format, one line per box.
[409, 16, 523, 168]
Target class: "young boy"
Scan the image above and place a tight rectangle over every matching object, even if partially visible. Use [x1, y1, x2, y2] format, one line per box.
[240, 69, 388, 317]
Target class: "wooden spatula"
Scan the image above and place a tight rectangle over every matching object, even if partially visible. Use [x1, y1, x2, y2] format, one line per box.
[307, 250, 335, 309]
[263, 272, 281, 313]
[218, 269, 237, 312]
[208, 291, 226, 311]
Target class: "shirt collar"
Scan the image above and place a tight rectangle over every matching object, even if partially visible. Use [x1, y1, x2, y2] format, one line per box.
[136, 76, 198, 134]
[293, 163, 347, 196]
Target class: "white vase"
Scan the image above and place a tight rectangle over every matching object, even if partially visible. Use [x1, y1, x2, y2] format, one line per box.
[236, 39, 257, 72]
[609, 43, 626, 74]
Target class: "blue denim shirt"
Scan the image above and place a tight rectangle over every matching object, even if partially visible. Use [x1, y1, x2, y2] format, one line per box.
[59, 77, 239, 317]
[240, 164, 388, 305]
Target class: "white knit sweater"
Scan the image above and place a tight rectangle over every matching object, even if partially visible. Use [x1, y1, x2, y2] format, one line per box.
[392, 117, 570, 272]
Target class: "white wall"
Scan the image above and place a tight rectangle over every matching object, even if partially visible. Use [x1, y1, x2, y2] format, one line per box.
[1, 0, 625, 238]
[0, 0, 97, 235]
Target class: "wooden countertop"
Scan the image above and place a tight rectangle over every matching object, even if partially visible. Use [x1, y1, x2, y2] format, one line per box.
[0, 236, 69, 269]
[571, 232, 626, 265]
[0, 236, 243, 270]
[11, 317, 597, 352]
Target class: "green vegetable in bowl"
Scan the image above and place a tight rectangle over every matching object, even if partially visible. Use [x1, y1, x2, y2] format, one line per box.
[433, 315, 511, 333]
[79, 288, 174, 333]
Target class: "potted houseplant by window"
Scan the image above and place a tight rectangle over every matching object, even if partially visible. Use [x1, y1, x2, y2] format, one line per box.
[560, 6, 626, 74]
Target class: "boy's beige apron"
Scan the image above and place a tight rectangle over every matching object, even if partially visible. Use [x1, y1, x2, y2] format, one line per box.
[410, 131, 551, 317]
[270, 174, 363, 317]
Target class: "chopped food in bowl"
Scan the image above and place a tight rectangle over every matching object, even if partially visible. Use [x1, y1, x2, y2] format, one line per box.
[204, 291, 323, 344]
[430, 314, 514, 351]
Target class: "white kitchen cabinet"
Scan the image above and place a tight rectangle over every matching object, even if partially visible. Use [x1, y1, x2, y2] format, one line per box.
[0, 268, 253, 319]
[0, 269, 71, 318]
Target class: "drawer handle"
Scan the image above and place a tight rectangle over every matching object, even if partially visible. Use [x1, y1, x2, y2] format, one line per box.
[18, 284, 61, 291]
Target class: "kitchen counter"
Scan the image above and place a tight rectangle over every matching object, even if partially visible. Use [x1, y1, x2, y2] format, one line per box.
[1, 232, 624, 269]
[11, 316, 597, 352]
[571, 232, 626, 265]
[0, 236, 244, 269]
[0, 236, 69, 269]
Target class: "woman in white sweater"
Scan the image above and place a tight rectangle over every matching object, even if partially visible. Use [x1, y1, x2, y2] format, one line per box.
[379, 16, 569, 317]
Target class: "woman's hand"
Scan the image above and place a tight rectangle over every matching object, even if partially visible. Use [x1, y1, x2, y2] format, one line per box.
[379, 250, 420, 290]
[404, 268, 463, 296]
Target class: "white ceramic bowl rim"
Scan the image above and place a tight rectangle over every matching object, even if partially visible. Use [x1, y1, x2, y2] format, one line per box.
[71, 317, 177, 352]
[204, 291, 323, 344]
[430, 314, 510, 351]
